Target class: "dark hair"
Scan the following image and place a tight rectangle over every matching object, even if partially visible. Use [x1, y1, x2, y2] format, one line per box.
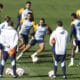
[26, 1, 31, 4]
[8, 20, 14, 26]
[71, 13, 77, 18]
[27, 12, 32, 15]
[0, 3, 3, 9]
[57, 20, 63, 26]
[40, 18, 45, 23]
[4, 16, 11, 22]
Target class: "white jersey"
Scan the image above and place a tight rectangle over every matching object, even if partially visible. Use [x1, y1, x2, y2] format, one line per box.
[0, 26, 18, 51]
[20, 20, 32, 35]
[72, 19, 80, 40]
[50, 27, 68, 55]
[21, 9, 32, 19]
[35, 25, 47, 40]
[0, 21, 8, 30]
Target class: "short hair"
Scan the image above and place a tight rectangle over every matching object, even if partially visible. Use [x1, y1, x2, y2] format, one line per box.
[0, 3, 3, 9]
[4, 16, 11, 22]
[71, 13, 77, 18]
[40, 18, 45, 23]
[57, 20, 63, 26]
[8, 20, 14, 26]
[27, 12, 32, 15]
[26, 1, 31, 4]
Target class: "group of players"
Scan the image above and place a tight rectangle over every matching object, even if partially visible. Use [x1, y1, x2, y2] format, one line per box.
[0, 1, 80, 79]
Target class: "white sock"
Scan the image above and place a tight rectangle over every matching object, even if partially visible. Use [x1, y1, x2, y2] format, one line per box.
[32, 52, 38, 57]
[71, 58, 74, 64]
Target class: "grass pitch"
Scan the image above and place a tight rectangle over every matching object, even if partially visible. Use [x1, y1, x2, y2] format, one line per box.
[0, 0, 80, 80]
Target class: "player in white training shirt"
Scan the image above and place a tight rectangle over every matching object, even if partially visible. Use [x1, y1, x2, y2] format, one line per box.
[49, 21, 68, 79]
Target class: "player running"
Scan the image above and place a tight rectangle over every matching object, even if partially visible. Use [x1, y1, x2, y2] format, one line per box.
[0, 20, 18, 78]
[49, 21, 68, 79]
[17, 18, 51, 62]
[18, 12, 34, 50]
[16, 1, 34, 30]
[68, 13, 80, 67]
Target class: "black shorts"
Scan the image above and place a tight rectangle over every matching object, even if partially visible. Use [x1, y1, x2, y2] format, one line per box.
[20, 34, 29, 44]
[75, 40, 80, 51]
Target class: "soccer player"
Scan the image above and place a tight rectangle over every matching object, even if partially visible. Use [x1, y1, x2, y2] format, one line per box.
[68, 13, 80, 67]
[49, 21, 68, 79]
[16, 1, 34, 30]
[0, 20, 18, 78]
[17, 18, 51, 62]
[18, 12, 33, 50]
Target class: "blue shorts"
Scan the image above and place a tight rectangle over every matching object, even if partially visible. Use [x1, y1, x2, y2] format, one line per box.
[29, 38, 44, 46]
[0, 44, 4, 50]
[19, 34, 28, 44]
[52, 46, 66, 62]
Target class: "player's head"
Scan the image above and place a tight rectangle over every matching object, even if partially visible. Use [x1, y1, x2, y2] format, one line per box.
[39, 18, 45, 26]
[57, 20, 63, 27]
[26, 12, 33, 21]
[8, 20, 14, 26]
[4, 16, 11, 22]
[71, 13, 77, 21]
[0, 3, 3, 12]
[25, 1, 31, 9]
[76, 9, 80, 18]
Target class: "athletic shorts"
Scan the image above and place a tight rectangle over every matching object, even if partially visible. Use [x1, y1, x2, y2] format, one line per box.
[52, 46, 66, 62]
[29, 38, 44, 46]
[19, 34, 28, 44]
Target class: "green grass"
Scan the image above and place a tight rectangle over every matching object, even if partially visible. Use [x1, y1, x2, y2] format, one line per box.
[0, 0, 80, 80]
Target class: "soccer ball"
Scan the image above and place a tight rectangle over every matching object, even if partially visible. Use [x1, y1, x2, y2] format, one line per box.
[32, 56, 39, 63]
[76, 9, 80, 17]
[48, 70, 54, 78]
[5, 68, 13, 75]
[16, 68, 24, 76]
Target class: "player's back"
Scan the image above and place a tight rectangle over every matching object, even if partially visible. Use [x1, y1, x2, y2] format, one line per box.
[54, 27, 68, 55]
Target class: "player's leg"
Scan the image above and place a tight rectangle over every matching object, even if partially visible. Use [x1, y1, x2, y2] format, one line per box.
[18, 34, 26, 50]
[16, 39, 36, 60]
[0, 51, 8, 77]
[52, 46, 58, 78]
[60, 55, 66, 79]
[10, 54, 17, 78]
[68, 40, 76, 67]
[31, 42, 45, 57]
[31, 41, 45, 62]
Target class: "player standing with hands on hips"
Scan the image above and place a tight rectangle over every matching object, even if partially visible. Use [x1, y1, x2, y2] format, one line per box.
[49, 21, 68, 79]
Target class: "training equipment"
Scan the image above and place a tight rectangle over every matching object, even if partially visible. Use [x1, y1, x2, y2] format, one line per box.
[16, 68, 24, 76]
[5, 68, 13, 75]
[48, 70, 55, 78]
